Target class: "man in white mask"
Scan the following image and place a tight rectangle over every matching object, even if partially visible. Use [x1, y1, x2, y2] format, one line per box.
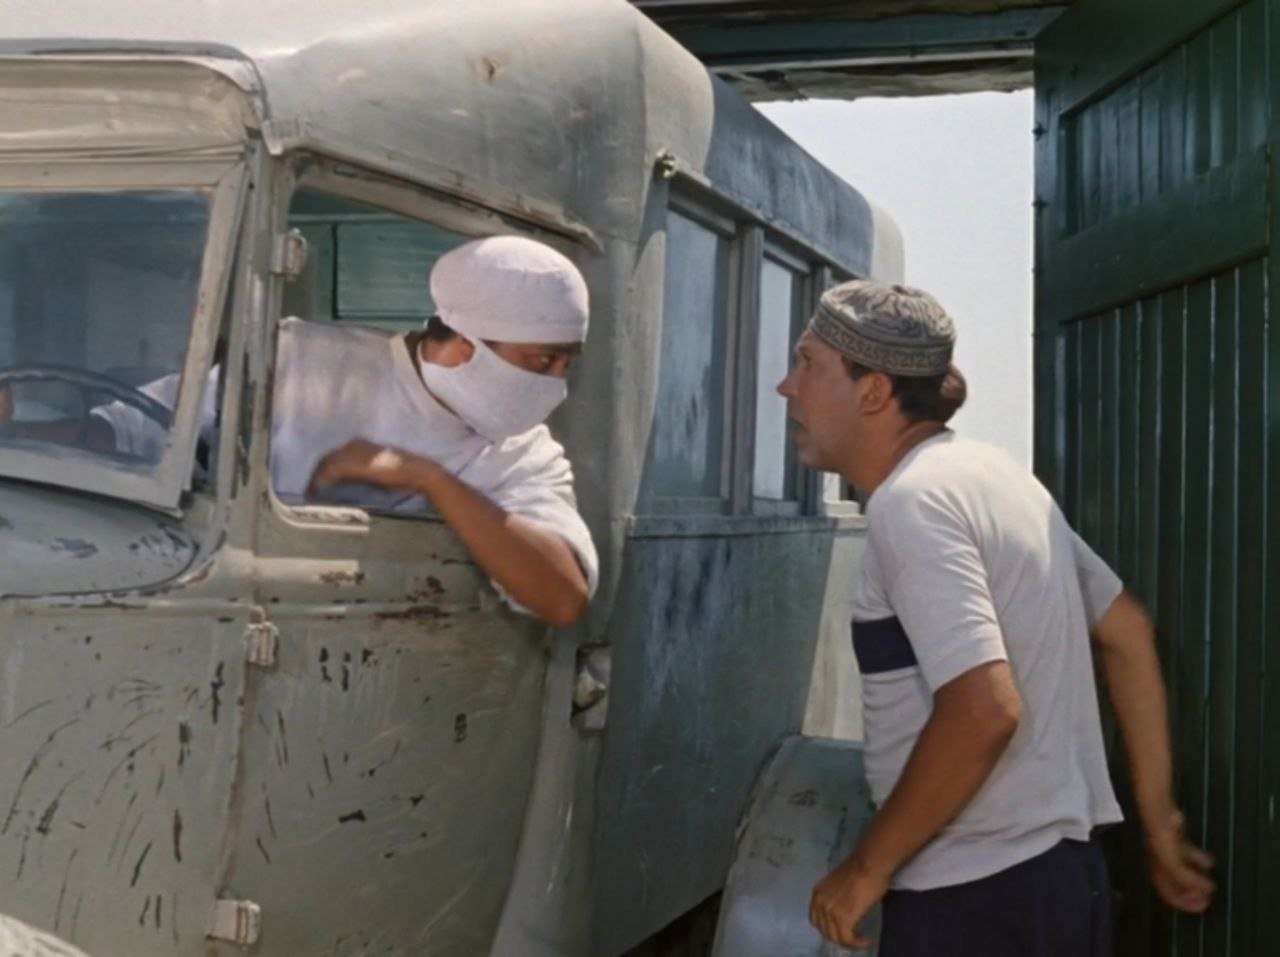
[86, 235, 598, 627]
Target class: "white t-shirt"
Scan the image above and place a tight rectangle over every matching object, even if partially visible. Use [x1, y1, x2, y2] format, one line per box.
[853, 431, 1123, 890]
[95, 318, 599, 607]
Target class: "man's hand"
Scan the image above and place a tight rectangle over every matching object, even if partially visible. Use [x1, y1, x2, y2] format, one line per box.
[1143, 806, 1215, 913]
[809, 856, 888, 951]
[305, 438, 589, 626]
[1091, 592, 1215, 915]
[307, 439, 431, 497]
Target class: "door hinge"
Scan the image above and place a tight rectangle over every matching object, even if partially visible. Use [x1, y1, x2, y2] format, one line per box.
[270, 228, 308, 280]
[245, 619, 280, 668]
[208, 898, 261, 946]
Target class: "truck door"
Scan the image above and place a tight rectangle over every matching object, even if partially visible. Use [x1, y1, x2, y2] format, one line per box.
[1034, 2, 1275, 953]
[213, 173, 553, 956]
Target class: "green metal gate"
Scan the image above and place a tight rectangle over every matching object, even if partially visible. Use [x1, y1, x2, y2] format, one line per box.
[1034, 1, 1278, 953]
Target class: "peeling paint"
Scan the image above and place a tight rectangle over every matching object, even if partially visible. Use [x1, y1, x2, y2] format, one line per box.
[50, 538, 99, 559]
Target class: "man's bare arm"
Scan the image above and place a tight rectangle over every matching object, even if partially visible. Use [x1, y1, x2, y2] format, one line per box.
[309, 440, 589, 628]
[809, 660, 1021, 949]
[1092, 590, 1214, 913]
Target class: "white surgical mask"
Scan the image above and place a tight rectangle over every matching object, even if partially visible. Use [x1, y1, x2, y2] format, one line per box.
[417, 337, 568, 441]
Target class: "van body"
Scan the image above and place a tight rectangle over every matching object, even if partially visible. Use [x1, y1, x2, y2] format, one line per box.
[0, 2, 900, 954]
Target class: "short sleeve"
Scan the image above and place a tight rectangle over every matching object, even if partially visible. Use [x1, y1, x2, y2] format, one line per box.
[462, 427, 600, 615]
[873, 491, 1008, 692]
[1072, 531, 1124, 627]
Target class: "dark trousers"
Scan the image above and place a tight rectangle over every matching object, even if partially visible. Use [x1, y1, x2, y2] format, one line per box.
[880, 839, 1112, 957]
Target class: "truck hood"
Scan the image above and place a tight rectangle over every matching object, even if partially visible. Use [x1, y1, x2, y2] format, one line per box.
[0, 480, 197, 597]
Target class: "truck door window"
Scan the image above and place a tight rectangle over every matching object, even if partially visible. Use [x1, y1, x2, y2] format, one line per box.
[284, 189, 467, 332]
[272, 186, 472, 513]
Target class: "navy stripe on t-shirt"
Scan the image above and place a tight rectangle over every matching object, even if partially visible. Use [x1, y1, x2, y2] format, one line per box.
[852, 616, 919, 674]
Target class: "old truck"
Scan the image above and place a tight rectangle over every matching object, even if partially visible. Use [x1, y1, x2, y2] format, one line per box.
[0, 1, 900, 953]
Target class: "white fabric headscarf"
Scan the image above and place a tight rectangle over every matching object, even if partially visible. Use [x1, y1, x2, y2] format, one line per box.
[429, 235, 589, 344]
[418, 236, 589, 441]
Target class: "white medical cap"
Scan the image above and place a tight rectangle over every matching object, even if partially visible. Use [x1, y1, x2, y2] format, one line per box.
[429, 235, 589, 344]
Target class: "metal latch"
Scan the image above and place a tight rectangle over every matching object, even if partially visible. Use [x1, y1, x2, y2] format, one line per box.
[245, 609, 280, 668]
[270, 228, 308, 280]
[655, 149, 679, 181]
[208, 898, 261, 946]
[572, 643, 611, 733]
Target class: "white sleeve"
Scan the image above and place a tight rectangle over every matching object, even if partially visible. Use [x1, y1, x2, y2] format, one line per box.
[92, 367, 220, 462]
[873, 490, 1008, 693]
[91, 372, 181, 461]
[1072, 530, 1124, 627]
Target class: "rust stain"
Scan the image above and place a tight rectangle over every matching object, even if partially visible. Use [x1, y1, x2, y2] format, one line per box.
[130, 841, 152, 887]
[209, 663, 225, 724]
[375, 605, 451, 622]
[319, 569, 365, 586]
[788, 788, 818, 808]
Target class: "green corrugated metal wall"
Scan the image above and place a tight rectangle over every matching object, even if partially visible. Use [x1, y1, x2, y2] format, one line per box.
[1034, 3, 1274, 951]
[1035, 1, 1278, 953]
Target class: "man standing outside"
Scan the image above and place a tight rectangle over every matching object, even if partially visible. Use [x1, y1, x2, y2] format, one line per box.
[777, 280, 1214, 954]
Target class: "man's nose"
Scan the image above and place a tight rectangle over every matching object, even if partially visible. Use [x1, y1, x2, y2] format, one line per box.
[776, 370, 794, 398]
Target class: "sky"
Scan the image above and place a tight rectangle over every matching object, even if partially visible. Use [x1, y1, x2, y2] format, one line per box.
[757, 90, 1035, 465]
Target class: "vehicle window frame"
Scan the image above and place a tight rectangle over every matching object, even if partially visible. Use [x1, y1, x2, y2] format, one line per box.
[643, 176, 863, 527]
[259, 155, 584, 532]
[0, 160, 248, 512]
[645, 193, 740, 514]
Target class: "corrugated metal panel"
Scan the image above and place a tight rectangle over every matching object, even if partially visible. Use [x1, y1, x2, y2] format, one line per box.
[1037, 1, 1275, 953]
[1044, 263, 1270, 955]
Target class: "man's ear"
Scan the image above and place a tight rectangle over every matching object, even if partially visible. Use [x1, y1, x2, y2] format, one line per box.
[857, 370, 895, 414]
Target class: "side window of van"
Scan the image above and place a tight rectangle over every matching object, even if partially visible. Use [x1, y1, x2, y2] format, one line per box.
[753, 251, 808, 509]
[649, 205, 733, 507]
[647, 193, 857, 518]
[283, 189, 468, 332]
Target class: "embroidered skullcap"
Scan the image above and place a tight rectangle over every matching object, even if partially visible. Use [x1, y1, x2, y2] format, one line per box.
[430, 236, 589, 344]
[809, 280, 955, 376]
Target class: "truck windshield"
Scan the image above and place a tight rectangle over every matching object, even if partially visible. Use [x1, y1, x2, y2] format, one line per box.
[0, 189, 211, 471]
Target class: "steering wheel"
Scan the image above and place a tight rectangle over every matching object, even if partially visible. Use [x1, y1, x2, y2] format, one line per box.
[0, 364, 174, 431]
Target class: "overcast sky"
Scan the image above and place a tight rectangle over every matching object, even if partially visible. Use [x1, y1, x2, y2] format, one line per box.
[758, 90, 1035, 465]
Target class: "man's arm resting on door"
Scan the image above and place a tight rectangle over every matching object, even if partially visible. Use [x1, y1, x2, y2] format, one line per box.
[309, 439, 589, 628]
[809, 659, 1021, 949]
[1091, 590, 1215, 913]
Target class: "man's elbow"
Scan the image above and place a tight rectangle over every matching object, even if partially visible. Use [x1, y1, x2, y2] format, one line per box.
[984, 692, 1021, 748]
[541, 579, 590, 628]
